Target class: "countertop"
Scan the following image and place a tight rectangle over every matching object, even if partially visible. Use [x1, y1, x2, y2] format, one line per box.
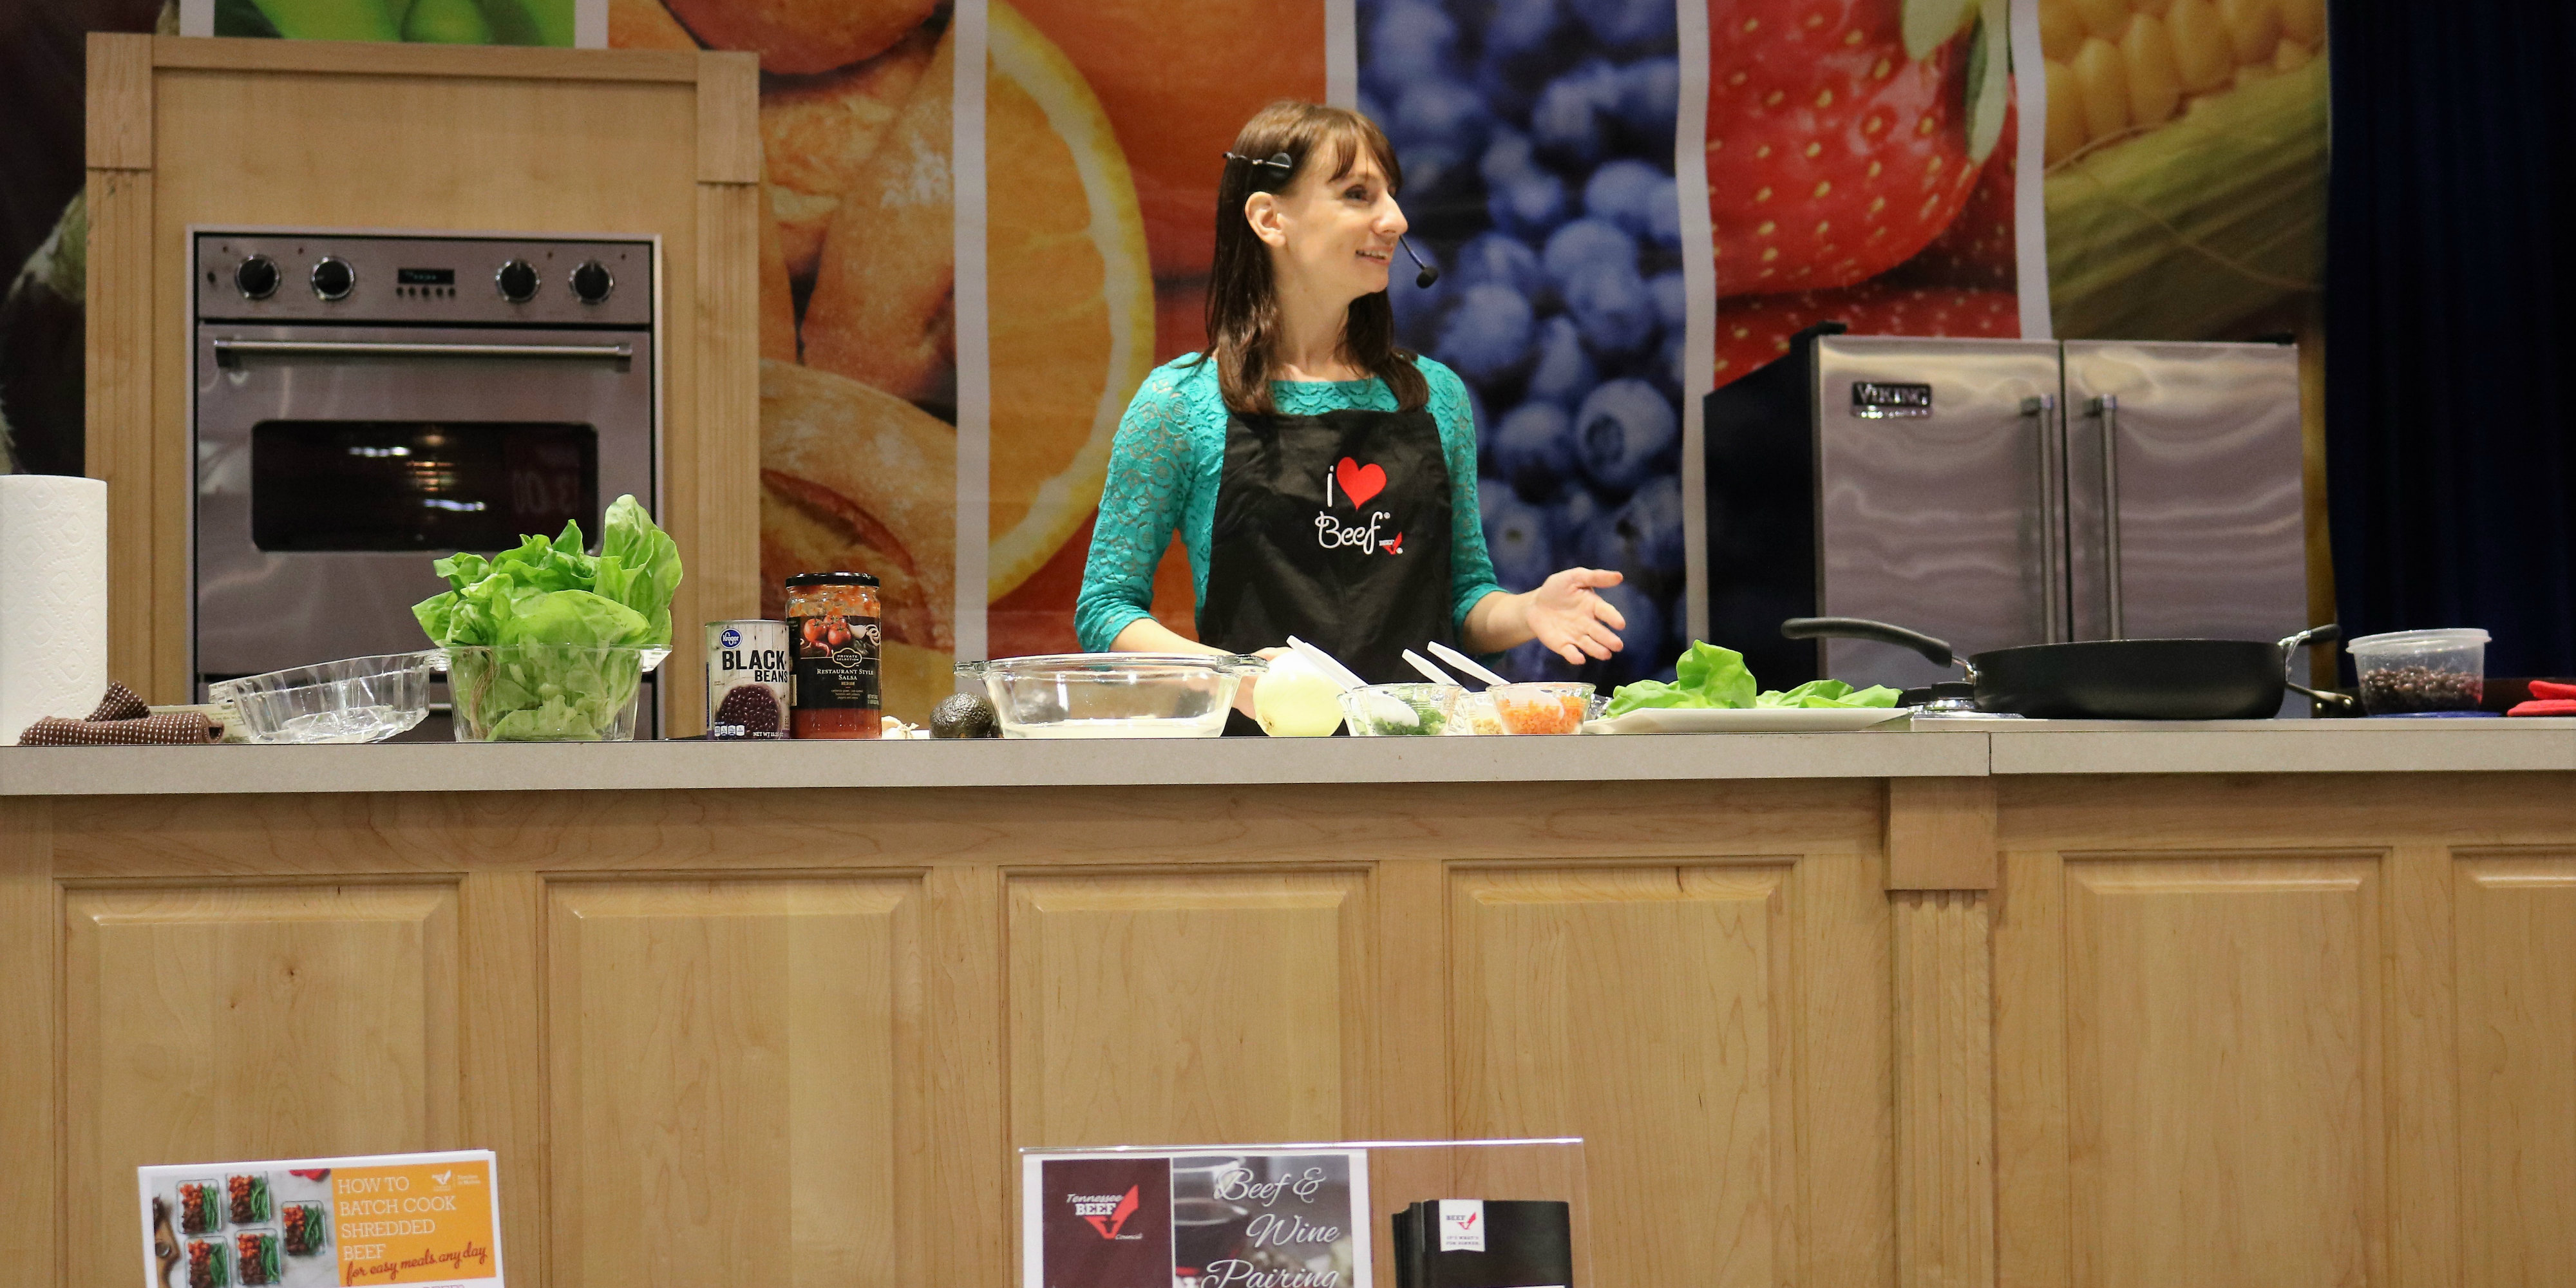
[6, 717, 2575, 795]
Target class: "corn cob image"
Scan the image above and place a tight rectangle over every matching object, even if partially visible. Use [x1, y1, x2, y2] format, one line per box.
[2037, 0, 2326, 338]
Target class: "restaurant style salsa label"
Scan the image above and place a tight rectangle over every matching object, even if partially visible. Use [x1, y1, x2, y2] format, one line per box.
[140, 1150, 504, 1288]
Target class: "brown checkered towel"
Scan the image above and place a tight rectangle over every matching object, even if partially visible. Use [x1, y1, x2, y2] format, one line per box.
[15, 683, 223, 746]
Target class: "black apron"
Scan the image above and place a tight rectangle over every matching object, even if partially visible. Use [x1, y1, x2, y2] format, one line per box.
[1197, 402, 1457, 712]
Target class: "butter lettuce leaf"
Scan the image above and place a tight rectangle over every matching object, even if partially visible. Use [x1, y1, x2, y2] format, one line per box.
[1606, 642, 1900, 717]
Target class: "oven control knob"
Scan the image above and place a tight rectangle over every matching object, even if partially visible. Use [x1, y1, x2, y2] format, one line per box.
[495, 259, 540, 303]
[569, 260, 613, 305]
[310, 256, 355, 301]
[234, 255, 279, 300]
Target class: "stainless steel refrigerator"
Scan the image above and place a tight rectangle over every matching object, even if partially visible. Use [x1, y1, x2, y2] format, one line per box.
[1703, 329, 2308, 697]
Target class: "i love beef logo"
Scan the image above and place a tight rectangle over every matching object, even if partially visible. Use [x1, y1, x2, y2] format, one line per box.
[1041, 1159, 1171, 1288]
[1318, 455, 1404, 556]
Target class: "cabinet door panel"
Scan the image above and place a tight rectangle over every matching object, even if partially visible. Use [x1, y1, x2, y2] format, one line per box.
[63, 883, 460, 1288]
[1450, 861, 1887, 1288]
[1008, 871, 1370, 1147]
[2456, 855, 2576, 1287]
[2063, 857, 2382, 1288]
[547, 878, 922, 1288]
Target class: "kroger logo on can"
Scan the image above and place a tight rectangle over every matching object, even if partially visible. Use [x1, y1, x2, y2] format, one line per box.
[721, 627, 742, 648]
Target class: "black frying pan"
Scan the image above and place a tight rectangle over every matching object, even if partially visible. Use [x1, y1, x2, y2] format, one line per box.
[1780, 618, 2344, 720]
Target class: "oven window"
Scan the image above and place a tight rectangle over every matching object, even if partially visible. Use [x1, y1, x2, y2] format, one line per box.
[251, 421, 600, 551]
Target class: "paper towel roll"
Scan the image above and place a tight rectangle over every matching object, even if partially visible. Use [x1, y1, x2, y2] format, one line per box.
[0, 475, 109, 743]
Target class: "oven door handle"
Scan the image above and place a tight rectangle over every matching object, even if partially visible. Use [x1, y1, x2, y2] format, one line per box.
[212, 337, 633, 366]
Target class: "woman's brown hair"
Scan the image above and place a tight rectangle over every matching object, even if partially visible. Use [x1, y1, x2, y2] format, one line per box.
[1195, 100, 1430, 416]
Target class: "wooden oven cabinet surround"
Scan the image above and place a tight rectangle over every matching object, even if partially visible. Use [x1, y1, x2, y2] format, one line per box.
[82, 33, 760, 734]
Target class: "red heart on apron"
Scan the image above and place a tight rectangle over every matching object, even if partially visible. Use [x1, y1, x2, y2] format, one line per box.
[1336, 457, 1387, 507]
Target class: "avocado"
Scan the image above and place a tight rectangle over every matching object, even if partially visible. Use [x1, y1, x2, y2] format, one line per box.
[930, 693, 1000, 739]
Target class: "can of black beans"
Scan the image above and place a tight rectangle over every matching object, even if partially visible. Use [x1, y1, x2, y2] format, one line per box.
[705, 620, 793, 739]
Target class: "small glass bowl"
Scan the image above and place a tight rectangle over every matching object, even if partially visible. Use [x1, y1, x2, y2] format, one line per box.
[1338, 683, 1466, 736]
[1488, 681, 1596, 734]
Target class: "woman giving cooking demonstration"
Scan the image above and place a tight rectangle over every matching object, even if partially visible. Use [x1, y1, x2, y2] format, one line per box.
[1073, 100, 1627, 715]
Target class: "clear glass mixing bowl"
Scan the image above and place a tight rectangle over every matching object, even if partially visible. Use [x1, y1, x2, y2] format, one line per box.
[207, 652, 439, 744]
[960, 653, 1267, 738]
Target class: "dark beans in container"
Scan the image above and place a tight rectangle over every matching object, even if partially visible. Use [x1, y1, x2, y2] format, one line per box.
[2359, 665, 2482, 714]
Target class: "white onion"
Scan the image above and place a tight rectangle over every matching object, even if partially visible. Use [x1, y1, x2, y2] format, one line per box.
[1254, 653, 1345, 737]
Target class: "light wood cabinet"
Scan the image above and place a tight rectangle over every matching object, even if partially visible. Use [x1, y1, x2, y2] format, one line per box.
[10, 770, 2576, 1286]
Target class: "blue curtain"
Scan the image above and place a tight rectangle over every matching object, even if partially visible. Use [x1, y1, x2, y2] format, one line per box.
[2326, 1, 2576, 677]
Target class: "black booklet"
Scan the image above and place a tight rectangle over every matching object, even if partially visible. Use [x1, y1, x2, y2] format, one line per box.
[1390, 1199, 1573, 1288]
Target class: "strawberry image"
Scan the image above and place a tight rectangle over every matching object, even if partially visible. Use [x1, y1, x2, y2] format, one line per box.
[1708, 0, 1998, 296]
[1893, 98, 2017, 290]
[1712, 281, 2017, 383]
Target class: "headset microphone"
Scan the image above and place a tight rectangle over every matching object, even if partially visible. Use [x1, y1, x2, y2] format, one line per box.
[1399, 237, 1440, 289]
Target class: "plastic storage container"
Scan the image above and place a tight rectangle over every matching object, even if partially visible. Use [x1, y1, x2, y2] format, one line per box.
[1338, 683, 1466, 735]
[2347, 628, 2490, 714]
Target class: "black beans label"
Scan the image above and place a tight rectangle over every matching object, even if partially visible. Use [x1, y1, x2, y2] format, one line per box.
[790, 614, 881, 711]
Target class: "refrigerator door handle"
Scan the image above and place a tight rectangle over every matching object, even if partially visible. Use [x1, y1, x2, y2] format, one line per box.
[2088, 394, 2125, 639]
[2022, 394, 2064, 643]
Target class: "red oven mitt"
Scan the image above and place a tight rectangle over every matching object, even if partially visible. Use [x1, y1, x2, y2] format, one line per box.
[2507, 679, 2576, 715]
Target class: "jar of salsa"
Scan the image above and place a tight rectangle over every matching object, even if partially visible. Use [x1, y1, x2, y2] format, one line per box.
[783, 572, 882, 739]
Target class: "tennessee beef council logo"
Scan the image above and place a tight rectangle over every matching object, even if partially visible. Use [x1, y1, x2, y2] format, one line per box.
[1069, 1185, 1142, 1239]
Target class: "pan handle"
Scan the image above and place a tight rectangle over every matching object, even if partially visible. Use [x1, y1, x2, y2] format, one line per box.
[2276, 623, 2342, 685]
[1781, 617, 1959, 669]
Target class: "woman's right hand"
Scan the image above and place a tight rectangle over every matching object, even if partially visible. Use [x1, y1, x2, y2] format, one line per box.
[1234, 645, 1288, 718]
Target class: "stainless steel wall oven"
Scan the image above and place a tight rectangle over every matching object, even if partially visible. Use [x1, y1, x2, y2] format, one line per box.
[192, 229, 658, 726]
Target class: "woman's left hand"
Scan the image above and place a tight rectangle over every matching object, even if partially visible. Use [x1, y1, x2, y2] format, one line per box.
[1526, 567, 1627, 664]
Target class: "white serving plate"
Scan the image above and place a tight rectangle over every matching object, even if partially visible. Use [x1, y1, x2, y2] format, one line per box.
[1582, 706, 1911, 734]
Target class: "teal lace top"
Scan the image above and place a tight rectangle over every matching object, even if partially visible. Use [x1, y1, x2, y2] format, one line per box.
[1074, 354, 1506, 652]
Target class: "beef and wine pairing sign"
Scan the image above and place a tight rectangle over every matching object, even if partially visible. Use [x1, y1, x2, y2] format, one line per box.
[1024, 1149, 1370, 1288]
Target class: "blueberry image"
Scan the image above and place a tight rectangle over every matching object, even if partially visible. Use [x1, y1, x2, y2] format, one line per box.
[1645, 175, 1683, 249]
[1451, 232, 1546, 302]
[1479, 126, 1538, 187]
[1435, 283, 1535, 383]
[1577, 0, 1676, 48]
[1388, 265, 1450, 351]
[1488, 170, 1568, 240]
[1485, 495, 1555, 591]
[1493, 401, 1576, 502]
[1547, 483, 1603, 549]
[1526, 315, 1598, 408]
[1499, 638, 1558, 682]
[1591, 582, 1668, 677]
[1582, 160, 1665, 240]
[1648, 270, 1686, 332]
[1481, 0, 1561, 58]
[1542, 218, 1638, 292]
[1594, 474, 1686, 578]
[1656, 328, 1688, 399]
[1530, 59, 1621, 168]
[1478, 473, 1511, 527]
[1564, 262, 1656, 357]
[1366, 1, 1459, 102]
[1614, 57, 1681, 134]
[1575, 378, 1679, 495]
[1392, 76, 1491, 160]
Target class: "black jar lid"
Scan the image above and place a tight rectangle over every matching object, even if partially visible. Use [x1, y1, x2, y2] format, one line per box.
[784, 571, 878, 587]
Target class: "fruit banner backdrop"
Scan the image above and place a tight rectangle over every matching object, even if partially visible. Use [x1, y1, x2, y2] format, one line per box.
[176, 0, 596, 44]
[3, 0, 2327, 706]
